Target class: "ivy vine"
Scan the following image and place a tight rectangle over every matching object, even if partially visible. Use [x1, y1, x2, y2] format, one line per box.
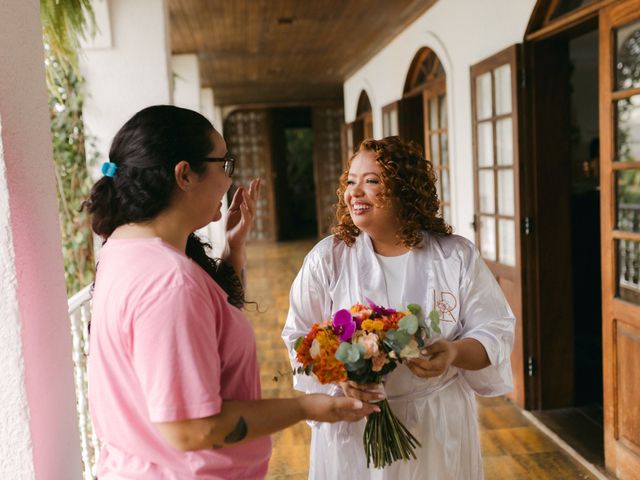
[40, 0, 96, 295]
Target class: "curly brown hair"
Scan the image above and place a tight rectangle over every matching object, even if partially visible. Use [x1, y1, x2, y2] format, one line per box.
[332, 136, 452, 247]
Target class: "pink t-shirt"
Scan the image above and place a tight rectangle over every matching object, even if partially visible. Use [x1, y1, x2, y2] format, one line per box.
[88, 237, 271, 479]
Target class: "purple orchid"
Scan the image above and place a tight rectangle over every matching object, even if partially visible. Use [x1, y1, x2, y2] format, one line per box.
[332, 309, 356, 342]
[365, 297, 397, 316]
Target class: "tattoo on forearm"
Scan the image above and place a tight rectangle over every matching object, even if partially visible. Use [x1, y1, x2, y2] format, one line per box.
[223, 416, 248, 444]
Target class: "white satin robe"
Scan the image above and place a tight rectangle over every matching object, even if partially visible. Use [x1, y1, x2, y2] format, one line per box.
[281, 232, 515, 480]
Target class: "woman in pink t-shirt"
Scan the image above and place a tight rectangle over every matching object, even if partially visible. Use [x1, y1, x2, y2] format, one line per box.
[83, 105, 377, 479]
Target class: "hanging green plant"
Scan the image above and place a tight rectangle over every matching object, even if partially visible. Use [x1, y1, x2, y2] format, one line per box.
[40, 0, 96, 296]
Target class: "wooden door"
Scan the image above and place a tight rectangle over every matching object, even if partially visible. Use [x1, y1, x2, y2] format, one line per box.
[470, 46, 525, 407]
[224, 109, 277, 241]
[312, 106, 344, 237]
[524, 33, 576, 410]
[600, 2, 640, 476]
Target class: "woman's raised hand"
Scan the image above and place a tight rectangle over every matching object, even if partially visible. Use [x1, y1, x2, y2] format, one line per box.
[226, 178, 261, 251]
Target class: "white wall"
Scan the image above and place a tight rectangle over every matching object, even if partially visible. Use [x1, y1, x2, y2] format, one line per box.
[0, 1, 82, 478]
[343, 0, 537, 241]
[81, 0, 173, 178]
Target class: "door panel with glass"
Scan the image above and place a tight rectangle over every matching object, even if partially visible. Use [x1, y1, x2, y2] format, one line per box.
[471, 46, 525, 407]
[600, 2, 640, 476]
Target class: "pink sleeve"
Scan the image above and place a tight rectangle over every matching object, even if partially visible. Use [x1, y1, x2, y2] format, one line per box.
[132, 284, 222, 423]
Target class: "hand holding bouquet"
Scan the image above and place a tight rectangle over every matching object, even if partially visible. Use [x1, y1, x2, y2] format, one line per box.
[294, 300, 441, 468]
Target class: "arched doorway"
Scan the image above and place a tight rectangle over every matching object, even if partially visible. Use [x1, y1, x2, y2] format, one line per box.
[342, 90, 373, 165]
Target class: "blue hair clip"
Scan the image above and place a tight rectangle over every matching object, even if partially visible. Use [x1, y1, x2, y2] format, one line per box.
[101, 161, 118, 178]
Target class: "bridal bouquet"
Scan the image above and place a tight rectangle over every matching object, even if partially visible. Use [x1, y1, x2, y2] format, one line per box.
[294, 300, 441, 468]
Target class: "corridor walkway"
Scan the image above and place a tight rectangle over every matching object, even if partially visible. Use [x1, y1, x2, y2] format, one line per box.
[244, 240, 597, 480]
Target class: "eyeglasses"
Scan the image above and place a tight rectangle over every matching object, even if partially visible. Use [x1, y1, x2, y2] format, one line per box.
[203, 153, 235, 177]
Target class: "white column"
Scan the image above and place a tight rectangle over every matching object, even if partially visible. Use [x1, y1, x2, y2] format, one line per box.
[198, 87, 227, 257]
[0, 1, 82, 479]
[200, 88, 216, 127]
[173, 54, 201, 112]
[199, 87, 224, 134]
[81, 0, 173, 178]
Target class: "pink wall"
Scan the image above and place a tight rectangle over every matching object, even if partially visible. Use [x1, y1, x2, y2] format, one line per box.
[0, 0, 82, 477]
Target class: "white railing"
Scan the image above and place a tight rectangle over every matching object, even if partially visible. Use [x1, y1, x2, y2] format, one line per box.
[68, 284, 100, 480]
[618, 205, 640, 304]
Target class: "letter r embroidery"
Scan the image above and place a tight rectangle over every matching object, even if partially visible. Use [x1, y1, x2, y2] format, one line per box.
[432, 290, 458, 323]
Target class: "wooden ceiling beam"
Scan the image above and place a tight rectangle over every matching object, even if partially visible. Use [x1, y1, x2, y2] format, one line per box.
[169, 0, 438, 105]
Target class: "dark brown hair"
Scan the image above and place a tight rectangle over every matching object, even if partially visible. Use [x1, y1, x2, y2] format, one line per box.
[332, 136, 452, 247]
[82, 105, 245, 308]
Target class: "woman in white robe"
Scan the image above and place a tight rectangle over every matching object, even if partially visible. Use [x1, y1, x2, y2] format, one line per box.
[282, 136, 515, 479]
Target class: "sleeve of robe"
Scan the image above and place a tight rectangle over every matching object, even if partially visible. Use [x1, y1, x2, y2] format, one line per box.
[281, 244, 342, 397]
[456, 243, 516, 396]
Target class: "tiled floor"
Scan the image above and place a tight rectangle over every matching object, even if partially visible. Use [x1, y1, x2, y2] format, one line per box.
[244, 239, 597, 479]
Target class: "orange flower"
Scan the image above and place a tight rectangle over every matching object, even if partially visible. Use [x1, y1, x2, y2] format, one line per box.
[295, 323, 321, 368]
[350, 303, 366, 313]
[312, 329, 347, 383]
[350, 303, 372, 322]
[381, 311, 404, 331]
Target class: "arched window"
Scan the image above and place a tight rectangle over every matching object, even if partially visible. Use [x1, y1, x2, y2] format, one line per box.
[356, 90, 372, 118]
[403, 47, 445, 96]
[397, 47, 451, 223]
[527, 0, 600, 35]
[355, 90, 373, 141]
[343, 90, 373, 164]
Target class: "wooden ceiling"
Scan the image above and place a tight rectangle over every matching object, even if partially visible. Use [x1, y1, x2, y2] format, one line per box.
[169, 0, 438, 106]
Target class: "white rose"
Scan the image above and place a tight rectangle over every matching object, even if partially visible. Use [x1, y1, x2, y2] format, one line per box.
[400, 339, 420, 359]
[309, 338, 321, 359]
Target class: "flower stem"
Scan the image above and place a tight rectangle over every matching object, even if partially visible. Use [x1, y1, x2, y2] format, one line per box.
[363, 399, 421, 468]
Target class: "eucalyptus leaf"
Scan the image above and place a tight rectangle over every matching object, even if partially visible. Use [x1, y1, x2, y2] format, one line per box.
[398, 315, 418, 335]
[335, 342, 365, 365]
[428, 309, 442, 334]
[344, 358, 368, 372]
[384, 329, 412, 350]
